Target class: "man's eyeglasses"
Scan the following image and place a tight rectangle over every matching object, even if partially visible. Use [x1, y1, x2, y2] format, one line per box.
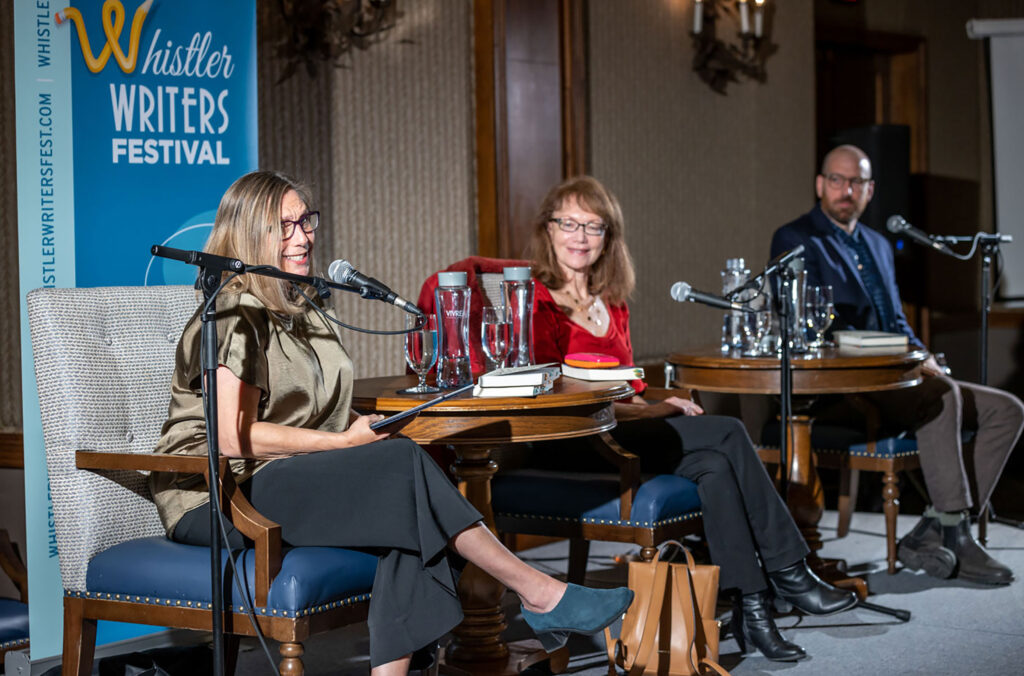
[822, 173, 872, 192]
[549, 217, 607, 237]
[281, 211, 320, 239]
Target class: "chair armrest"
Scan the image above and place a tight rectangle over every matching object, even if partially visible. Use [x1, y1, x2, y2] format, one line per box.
[587, 433, 640, 521]
[76, 451, 282, 606]
[0, 529, 28, 603]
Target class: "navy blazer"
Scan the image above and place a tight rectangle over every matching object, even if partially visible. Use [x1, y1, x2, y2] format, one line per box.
[771, 204, 925, 349]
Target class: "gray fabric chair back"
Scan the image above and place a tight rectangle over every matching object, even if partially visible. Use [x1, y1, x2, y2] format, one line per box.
[26, 286, 198, 593]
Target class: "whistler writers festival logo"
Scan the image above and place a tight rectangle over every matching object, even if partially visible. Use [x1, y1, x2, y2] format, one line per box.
[56, 0, 236, 167]
[45, 0, 256, 287]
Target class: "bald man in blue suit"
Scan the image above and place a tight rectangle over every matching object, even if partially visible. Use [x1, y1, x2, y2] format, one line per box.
[772, 145, 1023, 586]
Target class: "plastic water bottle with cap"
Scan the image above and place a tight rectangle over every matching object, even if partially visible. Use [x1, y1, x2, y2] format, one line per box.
[434, 271, 472, 388]
[502, 266, 535, 367]
[721, 258, 749, 352]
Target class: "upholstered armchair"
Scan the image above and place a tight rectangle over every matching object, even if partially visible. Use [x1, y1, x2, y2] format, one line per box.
[27, 286, 376, 676]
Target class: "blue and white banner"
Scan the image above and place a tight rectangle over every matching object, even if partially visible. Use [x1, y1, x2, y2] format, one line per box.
[14, 0, 257, 659]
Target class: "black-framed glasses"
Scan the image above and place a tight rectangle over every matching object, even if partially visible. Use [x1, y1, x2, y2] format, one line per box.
[822, 173, 872, 192]
[280, 211, 320, 239]
[549, 217, 606, 237]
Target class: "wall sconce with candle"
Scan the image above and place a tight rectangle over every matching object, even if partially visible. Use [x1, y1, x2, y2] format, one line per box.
[691, 0, 777, 94]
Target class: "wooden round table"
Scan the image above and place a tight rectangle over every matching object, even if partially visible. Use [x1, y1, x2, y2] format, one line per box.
[668, 346, 928, 594]
[352, 375, 634, 676]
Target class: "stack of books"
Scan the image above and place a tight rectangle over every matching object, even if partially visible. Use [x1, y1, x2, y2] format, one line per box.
[472, 363, 561, 398]
[834, 330, 909, 354]
[560, 363, 645, 381]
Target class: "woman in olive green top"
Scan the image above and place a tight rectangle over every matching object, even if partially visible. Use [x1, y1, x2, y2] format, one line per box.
[150, 170, 633, 675]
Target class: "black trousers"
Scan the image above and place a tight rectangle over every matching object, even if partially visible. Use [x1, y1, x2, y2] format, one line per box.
[531, 414, 808, 594]
[611, 415, 808, 594]
[173, 438, 482, 667]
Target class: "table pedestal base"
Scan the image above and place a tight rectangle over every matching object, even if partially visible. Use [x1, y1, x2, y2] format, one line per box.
[441, 444, 571, 676]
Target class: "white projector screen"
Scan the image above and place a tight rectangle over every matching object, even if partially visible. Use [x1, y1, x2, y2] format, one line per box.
[968, 19, 1024, 298]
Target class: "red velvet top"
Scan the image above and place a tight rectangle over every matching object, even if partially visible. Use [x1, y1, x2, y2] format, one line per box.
[532, 283, 645, 395]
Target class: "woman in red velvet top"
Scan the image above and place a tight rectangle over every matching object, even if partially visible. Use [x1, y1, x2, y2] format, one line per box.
[529, 176, 857, 662]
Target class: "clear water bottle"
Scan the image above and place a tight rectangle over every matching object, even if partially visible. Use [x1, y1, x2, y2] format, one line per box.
[502, 266, 535, 368]
[721, 258, 749, 352]
[434, 271, 472, 388]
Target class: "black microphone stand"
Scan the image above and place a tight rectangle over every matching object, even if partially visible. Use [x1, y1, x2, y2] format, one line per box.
[773, 266, 794, 502]
[151, 245, 362, 675]
[770, 261, 911, 622]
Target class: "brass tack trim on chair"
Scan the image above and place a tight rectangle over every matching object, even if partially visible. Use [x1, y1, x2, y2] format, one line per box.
[1, 638, 30, 650]
[494, 511, 702, 528]
[63, 589, 372, 619]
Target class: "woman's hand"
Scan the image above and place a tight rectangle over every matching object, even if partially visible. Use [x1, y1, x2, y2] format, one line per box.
[659, 396, 704, 416]
[614, 395, 704, 421]
[345, 414, 391, 446]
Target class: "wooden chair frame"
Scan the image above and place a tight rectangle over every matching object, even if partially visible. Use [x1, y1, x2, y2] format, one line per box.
[757, 396, 921, 575]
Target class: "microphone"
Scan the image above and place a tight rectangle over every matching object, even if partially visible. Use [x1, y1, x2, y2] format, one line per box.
[671, 281, 753, 312]
[729, 245, 805, 298]
[886, 215, 951, 253]
[328, 259, 423, 315]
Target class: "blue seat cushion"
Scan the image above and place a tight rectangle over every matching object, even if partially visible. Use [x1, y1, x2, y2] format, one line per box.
[81, 536, 376, 618]
[761, 421, 919, 458]
[0, 597, 29, 648]
[492, 473, 701, 527]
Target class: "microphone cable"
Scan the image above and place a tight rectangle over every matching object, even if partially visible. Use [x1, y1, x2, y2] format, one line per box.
[287, 279, 426, 335]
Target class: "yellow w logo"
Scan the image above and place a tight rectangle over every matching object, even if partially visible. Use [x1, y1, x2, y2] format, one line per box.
[55, 0, 154, 74]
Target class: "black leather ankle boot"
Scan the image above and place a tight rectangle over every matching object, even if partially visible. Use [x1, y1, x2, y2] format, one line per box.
[733, 591, 806, 662]
[943, 518, 1014, 585]
[768, 559, 858, 616]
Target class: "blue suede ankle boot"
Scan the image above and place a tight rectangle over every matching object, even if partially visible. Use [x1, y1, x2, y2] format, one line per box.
[520, 584, 634, 651]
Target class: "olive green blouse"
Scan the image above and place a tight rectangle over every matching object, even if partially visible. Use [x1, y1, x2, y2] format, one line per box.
[149, 292, 354, 535]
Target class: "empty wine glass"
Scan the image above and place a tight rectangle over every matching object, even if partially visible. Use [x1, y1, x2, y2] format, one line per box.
[805, 285, 835, 350]
[481, 306, 511, 370]
[399, 314, 440, 394]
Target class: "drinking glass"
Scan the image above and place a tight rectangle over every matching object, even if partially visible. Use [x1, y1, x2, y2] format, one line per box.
[399, 314, 440, 394]
[481, 306, 511, 370]
[805, 285, 835, 349]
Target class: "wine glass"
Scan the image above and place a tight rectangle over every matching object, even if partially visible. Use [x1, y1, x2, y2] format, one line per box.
[805, 285, 835, 350]
[481, 306, 511, 371]
[399, 314, 440, 394]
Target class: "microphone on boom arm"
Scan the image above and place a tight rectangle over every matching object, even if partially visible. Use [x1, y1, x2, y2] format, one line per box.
[328, 259, 423, 315]
[886, 215, 951, 254]
[670, 281, 754, 312]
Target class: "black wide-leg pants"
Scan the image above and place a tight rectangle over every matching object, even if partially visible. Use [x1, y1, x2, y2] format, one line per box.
[172, 438, 482, 667]
[610, 415, 808, 595]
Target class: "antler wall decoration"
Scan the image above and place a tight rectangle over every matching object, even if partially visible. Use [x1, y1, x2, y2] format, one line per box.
[275, 0, 400, 80]
[691, 0, 777, 94]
